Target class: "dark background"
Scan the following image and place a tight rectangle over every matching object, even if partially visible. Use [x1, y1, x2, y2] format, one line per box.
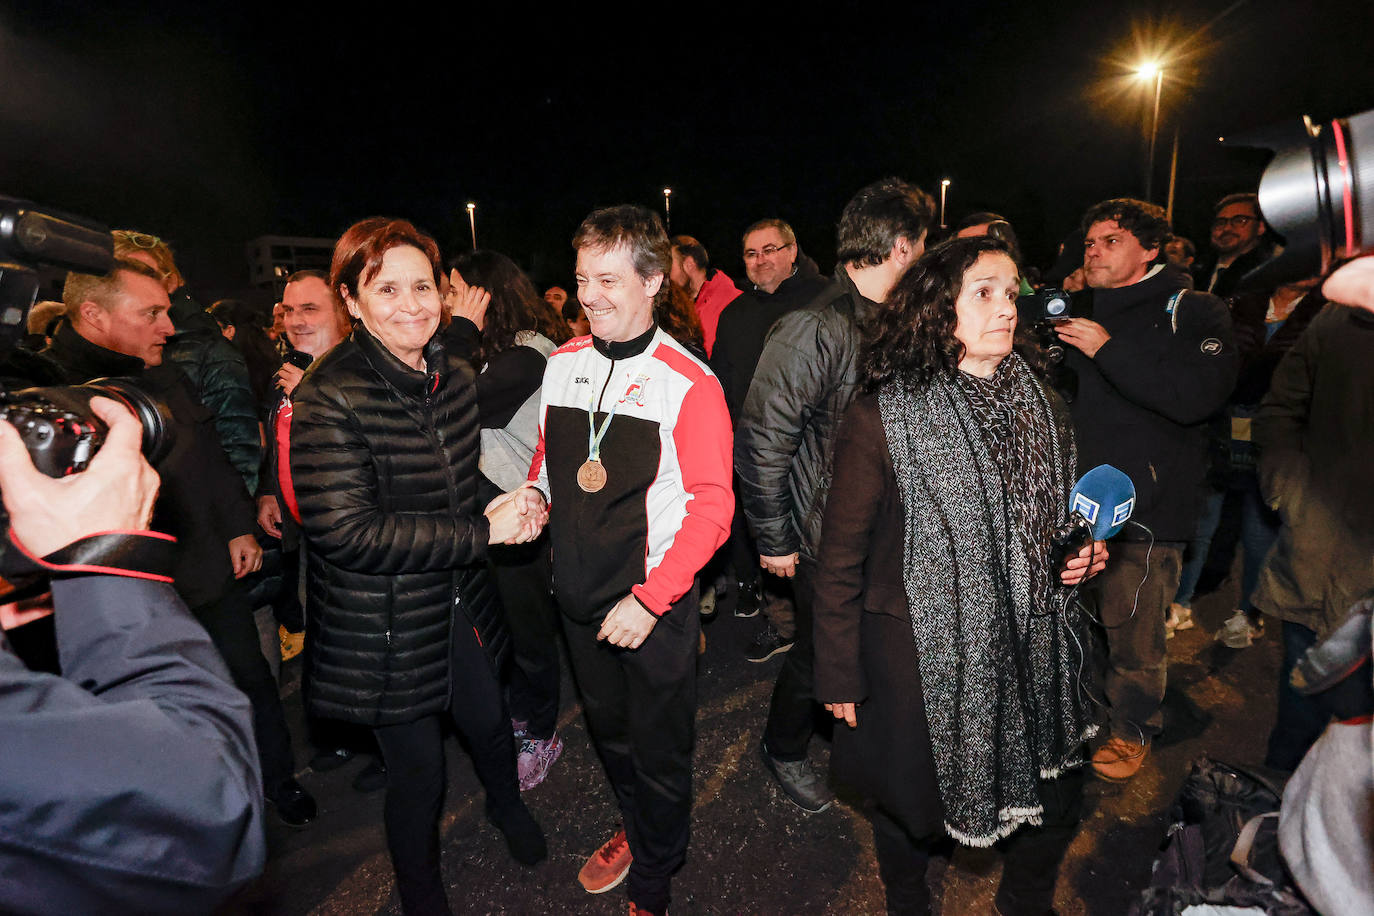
[2, 0, 1369, 298]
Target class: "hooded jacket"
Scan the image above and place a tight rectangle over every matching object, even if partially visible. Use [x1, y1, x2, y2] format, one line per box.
[1064, 265, 1238, 542]
[286, 325, 507, 726]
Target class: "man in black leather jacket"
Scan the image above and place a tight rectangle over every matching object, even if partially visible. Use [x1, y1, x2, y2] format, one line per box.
[736, 178, 934, 813]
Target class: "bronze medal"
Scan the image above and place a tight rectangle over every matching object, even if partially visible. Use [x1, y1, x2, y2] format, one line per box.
[577, 459, 607, 493]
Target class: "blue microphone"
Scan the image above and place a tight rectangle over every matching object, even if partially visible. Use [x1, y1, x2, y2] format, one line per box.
[1051, 464, 1136, 568]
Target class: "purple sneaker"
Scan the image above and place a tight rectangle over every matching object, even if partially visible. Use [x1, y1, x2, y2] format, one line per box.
[517, 733, 564, 791]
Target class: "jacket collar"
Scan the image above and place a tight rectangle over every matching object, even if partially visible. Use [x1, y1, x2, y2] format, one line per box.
[592, 322, 658, 360]
[834, 263, 881, 324]
[353, 324, 443, 398]
[45, 321, 145, 381]
[1090, 263, 1193, 314]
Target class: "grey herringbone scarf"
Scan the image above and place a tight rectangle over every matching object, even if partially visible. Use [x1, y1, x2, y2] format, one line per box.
[878, 351, 1095, 847]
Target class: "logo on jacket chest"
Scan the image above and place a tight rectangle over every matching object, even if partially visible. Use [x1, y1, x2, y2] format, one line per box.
[619, 373, 651, 406]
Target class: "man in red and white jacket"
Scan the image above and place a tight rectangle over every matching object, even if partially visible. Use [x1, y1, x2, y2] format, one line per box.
[517, 205, 732, 916]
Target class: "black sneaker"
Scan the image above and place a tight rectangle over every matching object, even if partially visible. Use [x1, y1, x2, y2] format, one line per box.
[308, 747, 355, 773]
[352, 757, 387, 793]
[745, 624, 793, 663]
[734, 580, 762, 618]
[269, 777, 318, 827]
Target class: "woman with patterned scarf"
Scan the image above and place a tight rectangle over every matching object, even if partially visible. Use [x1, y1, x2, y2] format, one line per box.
[814, 236, 1109, 916]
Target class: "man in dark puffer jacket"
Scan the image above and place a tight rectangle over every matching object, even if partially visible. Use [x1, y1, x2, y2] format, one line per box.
[736, 178, 935, 814]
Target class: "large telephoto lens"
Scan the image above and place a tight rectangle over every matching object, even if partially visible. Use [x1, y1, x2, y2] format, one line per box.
[1237, 109, 1374, 289]
[0, 380, 174, 477]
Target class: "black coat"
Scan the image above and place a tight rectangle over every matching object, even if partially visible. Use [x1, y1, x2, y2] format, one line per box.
[288, 325, 507, 727]
[1064, 266, 1238, 541]
[41, 323, 255, 608]
[710, 252, 829, 419]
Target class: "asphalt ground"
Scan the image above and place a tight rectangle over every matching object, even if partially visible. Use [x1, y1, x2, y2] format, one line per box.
[222, 564, 1278, 916]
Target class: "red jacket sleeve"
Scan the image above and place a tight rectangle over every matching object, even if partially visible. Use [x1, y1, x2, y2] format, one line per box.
[632, 376, 734, 614]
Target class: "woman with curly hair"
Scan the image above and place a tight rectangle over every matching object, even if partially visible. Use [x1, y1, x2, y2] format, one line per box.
[813, 236, 1108, 916]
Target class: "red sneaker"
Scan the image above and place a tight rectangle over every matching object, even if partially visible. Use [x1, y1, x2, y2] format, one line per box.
[578, 828, 632, 894]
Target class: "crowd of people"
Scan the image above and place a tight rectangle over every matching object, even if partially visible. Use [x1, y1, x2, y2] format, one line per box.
[0, 174, 1370, 916]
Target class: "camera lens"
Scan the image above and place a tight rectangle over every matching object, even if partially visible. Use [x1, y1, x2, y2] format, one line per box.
[0, 381, 175, 476]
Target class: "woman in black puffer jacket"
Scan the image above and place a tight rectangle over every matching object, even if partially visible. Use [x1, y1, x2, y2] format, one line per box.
[286, 218, 546, 916]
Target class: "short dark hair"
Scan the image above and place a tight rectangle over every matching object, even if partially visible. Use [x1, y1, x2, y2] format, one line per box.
[671, 235, 710, 272]
[330, 217, 442, 304]
[741, 218, 796, 249]
[861, 236, 1017, 390]
[1167, 235, 1197, 259]
[836, 178, 936, 267]
[572, 205, 672, 311]
[1080, 197, 1171, 257]
[286, 268, 330, 286]
[1214, 192, 1260, 216]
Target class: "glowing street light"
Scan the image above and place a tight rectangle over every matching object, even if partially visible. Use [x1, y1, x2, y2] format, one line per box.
[662, 187, 672, 231]
[939, 178, 951, 229]
[466, 202, 477, 249]
[1136, 61, 1165, 202]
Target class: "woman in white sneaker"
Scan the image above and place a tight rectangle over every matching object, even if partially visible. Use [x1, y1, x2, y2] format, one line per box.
[814, 237, 1107, 916]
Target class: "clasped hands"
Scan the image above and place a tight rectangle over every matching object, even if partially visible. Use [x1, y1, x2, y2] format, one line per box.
[484, 484, 548, 545]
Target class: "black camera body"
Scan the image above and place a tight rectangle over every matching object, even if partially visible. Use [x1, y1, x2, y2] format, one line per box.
[0, 381, 174, 478]
[1020, 286, 1074, 364]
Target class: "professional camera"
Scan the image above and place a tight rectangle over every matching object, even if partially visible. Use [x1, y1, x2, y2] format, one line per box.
[1226, 108, 1374, 289]
[0, 381, 173, 477]
[1019, 286, 1074, 363]
[1, 197, 173, 474]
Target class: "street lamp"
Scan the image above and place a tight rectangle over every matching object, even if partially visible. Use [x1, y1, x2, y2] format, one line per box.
[465, 202, 476, 249]
[1136, 61, 1164, 202]
[662, 187, 672, 231]
[939, 179, 951, 229]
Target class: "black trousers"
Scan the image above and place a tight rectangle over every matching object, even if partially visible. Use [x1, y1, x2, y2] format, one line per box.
[562, 590, 699, 914]
[762, 560, 816, 759]
[873, 768, 1085, 916]
[190, 581, 295, 791]
[371, 619, 521, 916]
[490, 537, 560, 739]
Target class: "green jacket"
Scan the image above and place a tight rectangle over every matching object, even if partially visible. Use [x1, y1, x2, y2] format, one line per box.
[163, 289, 262, 493]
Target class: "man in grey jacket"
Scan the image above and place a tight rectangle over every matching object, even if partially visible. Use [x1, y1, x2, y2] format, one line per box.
[736, 177, 934, 812]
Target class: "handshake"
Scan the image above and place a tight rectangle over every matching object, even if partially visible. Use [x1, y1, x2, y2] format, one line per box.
[483, 484, 549, 545]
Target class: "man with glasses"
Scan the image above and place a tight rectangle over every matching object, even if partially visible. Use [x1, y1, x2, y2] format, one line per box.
[1201, 193, 1272, 298]
[710, 220, 828, 647]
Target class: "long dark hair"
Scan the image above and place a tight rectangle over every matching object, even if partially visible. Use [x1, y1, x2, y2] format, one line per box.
[861, 236, 1016, 391]
[447, 249, 570, 362]
[209, 298, 280, 407]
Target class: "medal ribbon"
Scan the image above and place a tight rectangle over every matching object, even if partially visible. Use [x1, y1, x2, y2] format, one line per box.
[586, 394, 618, 462]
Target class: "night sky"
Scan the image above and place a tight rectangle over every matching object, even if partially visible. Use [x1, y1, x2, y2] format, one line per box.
[2, 0, 1370, 299]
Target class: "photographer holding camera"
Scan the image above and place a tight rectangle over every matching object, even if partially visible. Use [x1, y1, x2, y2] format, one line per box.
[0, 396, 265, 914]
[31, 257, 316, 825]
[1056, 198, 1238, 783]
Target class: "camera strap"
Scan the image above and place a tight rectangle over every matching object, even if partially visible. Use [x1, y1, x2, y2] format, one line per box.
[2, 529, 176, 585]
